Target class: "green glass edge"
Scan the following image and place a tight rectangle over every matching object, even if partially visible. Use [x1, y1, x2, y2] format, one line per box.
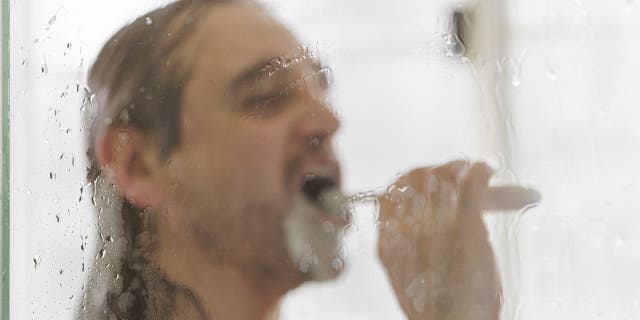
[1, 0, 9, 318]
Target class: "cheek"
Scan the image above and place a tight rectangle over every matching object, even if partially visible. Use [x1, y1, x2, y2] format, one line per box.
[240, 129, 285, 165]
[168, 118, 293, 214]
[234, 124, 290, 196]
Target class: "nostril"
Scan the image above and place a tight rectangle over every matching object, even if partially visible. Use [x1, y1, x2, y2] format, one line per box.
[307, 136, 322, 149]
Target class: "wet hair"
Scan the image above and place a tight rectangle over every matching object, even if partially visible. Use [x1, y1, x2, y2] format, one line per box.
[87, 0, 220, 182]
[81, 0, 251, 318]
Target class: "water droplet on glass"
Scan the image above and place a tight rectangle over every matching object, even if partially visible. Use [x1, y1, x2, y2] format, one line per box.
[331, 258, 343, 271]
[322, 221, 336, 233]
[119, 108, 130, 123]
[546, 70, 557, 81]
[594, 107, 606, 120]
[33, 255, 41, 269]
[545, 59, 557, 80]
[511, 74, 521, 87]
[442, 33, 466, 59]
[48, 14, 57, 27]
[307, 136, 321, 148]
[614, 236, 625, 247]
[501, 57, 524, 87]
[145, 17, 153, 25]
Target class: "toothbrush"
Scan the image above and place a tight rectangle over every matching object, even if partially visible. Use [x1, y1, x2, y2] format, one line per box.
[315, 185, 541, 217]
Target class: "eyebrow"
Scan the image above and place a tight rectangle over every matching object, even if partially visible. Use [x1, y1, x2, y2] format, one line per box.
[227, 54, 329, 96]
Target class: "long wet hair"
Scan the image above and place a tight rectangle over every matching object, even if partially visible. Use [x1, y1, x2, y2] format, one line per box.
[81, 1, 248, 318]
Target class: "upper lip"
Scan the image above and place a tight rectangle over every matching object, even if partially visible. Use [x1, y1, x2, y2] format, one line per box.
[292, 154, 342, 194]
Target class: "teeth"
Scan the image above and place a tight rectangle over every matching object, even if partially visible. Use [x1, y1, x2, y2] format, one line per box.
[317, 188, 348, 215]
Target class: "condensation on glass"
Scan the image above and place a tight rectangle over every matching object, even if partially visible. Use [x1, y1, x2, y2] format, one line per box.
[6, 0, 640, 319]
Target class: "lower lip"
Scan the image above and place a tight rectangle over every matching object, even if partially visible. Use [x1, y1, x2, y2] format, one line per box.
[306, 202, 350, 228]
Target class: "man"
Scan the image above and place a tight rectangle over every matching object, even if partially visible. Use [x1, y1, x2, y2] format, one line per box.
[82, 0, 538, 319]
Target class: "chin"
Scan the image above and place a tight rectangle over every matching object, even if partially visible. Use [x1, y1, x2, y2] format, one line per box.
[283, 195, 346, 282]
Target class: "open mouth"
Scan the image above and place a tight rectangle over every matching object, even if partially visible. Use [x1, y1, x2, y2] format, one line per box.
[301, 174, 337, 204]
[299, 173, 350, 224]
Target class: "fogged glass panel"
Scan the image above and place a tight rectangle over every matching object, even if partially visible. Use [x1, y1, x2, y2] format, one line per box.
[6, 0, 640, 319]
[501, 1, 640, 319]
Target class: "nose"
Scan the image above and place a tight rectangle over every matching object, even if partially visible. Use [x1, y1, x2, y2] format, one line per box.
[292, 96, 340, 150]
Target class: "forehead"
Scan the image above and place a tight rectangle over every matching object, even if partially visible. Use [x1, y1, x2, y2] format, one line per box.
[187, 4, 303, 90]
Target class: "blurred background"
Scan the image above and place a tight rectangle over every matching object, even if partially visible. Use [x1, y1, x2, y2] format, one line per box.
[4, 0, 640, 319]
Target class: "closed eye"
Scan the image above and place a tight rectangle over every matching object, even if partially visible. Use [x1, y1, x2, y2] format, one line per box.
[244, 89, 291, 117]
[242, 67, 332, 117]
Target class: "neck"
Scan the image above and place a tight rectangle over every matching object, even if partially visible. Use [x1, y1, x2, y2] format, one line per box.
[149, 211, 293, 320]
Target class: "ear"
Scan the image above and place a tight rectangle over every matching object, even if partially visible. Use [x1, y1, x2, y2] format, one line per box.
[95, 126, 167, 209]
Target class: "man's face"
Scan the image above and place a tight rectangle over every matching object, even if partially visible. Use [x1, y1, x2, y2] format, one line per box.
[159, 4, 347, 284]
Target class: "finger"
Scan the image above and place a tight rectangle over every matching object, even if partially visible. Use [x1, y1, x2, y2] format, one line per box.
[459, 162, 494, 213]
[377, 172, 407, 222]
[378, 160, 470, 231]
[481, 186, 541, 211]
[380, 168, 429, 226]
[423, 162, 468, 234]
[419, 160, 468, 202]
[403, 160, 469, 194]
[377, 181, 414, 236]
[426, 160, 469, 187]
[449, 160, 471, 185]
